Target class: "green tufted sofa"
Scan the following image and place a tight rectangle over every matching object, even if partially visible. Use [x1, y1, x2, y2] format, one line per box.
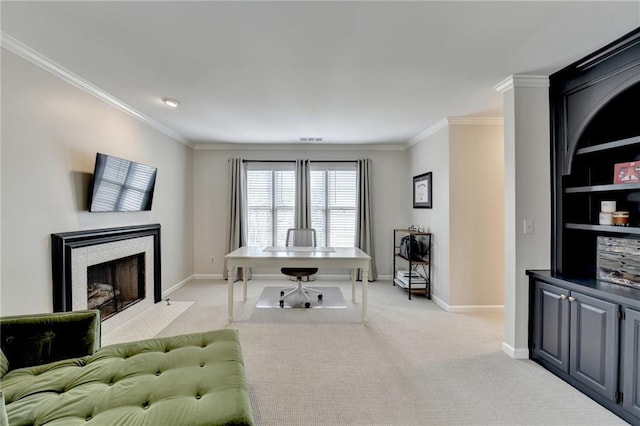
[0, 310, 254, 425]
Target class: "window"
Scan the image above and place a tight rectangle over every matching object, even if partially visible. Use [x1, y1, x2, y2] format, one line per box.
[245, 161, 358, 248]
[246, 163, 295, 246]
[310, 164, 357, 247]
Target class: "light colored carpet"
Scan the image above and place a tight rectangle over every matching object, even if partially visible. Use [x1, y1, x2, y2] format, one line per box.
[111, 278, 627, 425]
[101, 300, 193, 346]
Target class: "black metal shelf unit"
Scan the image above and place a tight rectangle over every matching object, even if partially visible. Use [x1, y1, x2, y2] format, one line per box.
[392, 229, 432, 300]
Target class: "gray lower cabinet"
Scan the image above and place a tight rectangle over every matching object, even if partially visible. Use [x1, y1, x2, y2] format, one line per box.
[623, 308, 640, 419]
[530, 273, 640, 425]
[532, 282, 569, 371]
[569, 292, 618, 402]
[532, 281, 618, 402]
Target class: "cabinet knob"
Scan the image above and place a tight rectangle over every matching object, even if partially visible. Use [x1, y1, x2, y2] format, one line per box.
[568, 296, 576, 303]
[560, 294, 567, 300]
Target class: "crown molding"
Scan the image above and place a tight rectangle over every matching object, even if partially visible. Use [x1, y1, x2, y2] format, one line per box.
[192, 142, 405, 151]
[1, 32, 189, 146]
[447, 117, 503, 126]
[406, 116, 503, 147]
[494, 75, 549, 93]
[406, 118, 449, 147]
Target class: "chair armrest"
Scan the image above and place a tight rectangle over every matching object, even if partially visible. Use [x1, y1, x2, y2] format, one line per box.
[0, 310, 100, 372]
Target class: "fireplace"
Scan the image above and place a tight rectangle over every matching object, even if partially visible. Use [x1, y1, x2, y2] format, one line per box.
[87, 253, 145, 320]
[51, 224, 161, 332]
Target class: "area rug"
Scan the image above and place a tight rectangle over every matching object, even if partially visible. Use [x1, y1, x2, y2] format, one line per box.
[255, 286, 347, 309]
[101, 300, 194, 346]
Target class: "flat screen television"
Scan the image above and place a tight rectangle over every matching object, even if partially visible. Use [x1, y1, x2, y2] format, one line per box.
[89, 153, 157, 212]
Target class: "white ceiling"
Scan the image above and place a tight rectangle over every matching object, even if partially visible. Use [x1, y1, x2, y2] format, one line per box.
[2, 1, 639, 146]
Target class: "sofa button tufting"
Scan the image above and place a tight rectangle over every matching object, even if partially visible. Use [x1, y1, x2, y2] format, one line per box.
[86, 415, 92, 421]
[156, 371, 161, 376]
[143, 402, 150, 409]
[195, 394, 201, 400]
[200, 363, 205, 367]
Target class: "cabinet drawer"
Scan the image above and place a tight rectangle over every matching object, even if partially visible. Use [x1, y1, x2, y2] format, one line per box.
[598, 236, 627, 253]
[597, 265, 640, 289]
[625, 240, 640, 256]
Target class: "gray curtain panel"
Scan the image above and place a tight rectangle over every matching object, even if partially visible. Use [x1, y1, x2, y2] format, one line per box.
[295, 159, 311, 228]
[356, 159, 377, 281]
[224, 158, 251, 281]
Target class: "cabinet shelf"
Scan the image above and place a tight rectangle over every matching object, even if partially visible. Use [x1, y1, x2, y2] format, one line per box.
[394, 254, 430, 265]
[575, 135, 640, 155]
[565, 183, 640, 193]
[565, 223, 640, 235]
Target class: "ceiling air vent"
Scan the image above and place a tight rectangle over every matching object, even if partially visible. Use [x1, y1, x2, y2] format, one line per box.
[299, 137, 323, 142]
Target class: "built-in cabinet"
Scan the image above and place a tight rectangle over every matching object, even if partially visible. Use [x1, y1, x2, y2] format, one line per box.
[552, 29, 640, 276]
[528, 28, 640, 425]
[531, 280, 618, 402]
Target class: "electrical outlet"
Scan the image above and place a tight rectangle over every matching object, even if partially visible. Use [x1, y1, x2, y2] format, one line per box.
[523, 219, 535, 234]
[210, 257, 215, 264]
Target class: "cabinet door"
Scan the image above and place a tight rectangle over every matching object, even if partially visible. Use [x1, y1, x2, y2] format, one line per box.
[570, 292, 619, 402]
[623, 308, 640, 420]
[532, 281, 570, 372]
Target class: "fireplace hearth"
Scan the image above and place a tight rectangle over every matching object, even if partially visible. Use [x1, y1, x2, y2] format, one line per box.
[51, 224, 161, 320]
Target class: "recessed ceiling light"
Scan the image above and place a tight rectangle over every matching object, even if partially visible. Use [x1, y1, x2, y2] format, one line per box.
[161, 97, 180, 108]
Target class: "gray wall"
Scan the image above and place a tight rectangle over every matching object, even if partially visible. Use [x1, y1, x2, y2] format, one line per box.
[408, 119, 505, 309]
[408, 126, 451, 304]
[192, 145, 409, 278]
[1, 51, 194, 316]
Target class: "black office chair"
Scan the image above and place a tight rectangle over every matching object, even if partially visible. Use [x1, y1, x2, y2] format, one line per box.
[280, 228, 323, 308]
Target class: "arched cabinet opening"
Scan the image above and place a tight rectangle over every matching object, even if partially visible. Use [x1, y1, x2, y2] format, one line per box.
[552, 30, 640, 277]
[560, 81, 640, 277]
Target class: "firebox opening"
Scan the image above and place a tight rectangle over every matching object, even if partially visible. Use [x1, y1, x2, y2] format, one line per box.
[87, 253, 145, 321]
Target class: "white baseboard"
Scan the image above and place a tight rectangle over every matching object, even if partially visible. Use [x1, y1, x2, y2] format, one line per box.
[431, 294, 504, 313]
[502, 342, 529, 359]
[432, 294, 449, 311]
[192, 273, 224, 280]
[162, 275, 195, 299]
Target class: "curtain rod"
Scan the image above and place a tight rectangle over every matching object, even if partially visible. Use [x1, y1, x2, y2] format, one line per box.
[242, 160, 357, 163]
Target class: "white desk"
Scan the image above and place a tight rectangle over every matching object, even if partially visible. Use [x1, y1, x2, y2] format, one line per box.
[225, 246, 371, 323]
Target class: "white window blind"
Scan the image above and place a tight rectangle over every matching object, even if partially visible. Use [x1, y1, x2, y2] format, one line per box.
[246, 163, 295, 246]
[310, 164, 357, 247]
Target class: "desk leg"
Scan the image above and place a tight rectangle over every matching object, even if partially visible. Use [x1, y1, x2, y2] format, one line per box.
[242, 268, 248, 302]
[227, 265, 234, 324]
[351, 268, 357, 303]
[361, 269, 369, 324]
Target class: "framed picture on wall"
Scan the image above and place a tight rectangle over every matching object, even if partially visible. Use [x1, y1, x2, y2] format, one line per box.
[413, 172, 432, 208]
